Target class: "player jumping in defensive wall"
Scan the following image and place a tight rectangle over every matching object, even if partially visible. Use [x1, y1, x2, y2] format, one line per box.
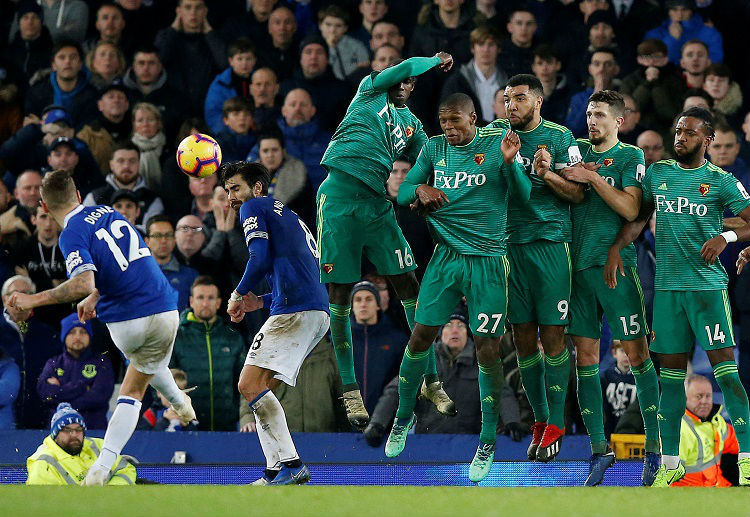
[560, 90, 661, 486]
[8, 169, 195, 486]
[318, 52, 455, 428]
[606, 107, 750, 487]
[384, 93, 531, 483]
[222, 161, 330, 486]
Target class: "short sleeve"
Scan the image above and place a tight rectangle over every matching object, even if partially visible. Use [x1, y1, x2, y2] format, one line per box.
[554, 130, 581, 171]
[59, 227, 96, 278]
[239, 201, 269, 248]
[720, 172, 750, 216]
[641, 164, 655, 203]
[621, 147, 646, 189]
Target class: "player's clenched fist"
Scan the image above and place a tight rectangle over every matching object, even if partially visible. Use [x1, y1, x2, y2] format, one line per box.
[415, 184, 449, 212]
[533, 148, 551, 178]
[435, 52, 453, 72]
[501, 130, 521, 164]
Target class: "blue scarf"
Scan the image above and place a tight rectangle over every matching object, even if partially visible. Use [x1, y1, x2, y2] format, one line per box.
[50, 68, 90, 110]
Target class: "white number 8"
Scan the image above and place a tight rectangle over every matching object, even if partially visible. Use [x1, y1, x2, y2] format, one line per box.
[557, 300, 569, 320]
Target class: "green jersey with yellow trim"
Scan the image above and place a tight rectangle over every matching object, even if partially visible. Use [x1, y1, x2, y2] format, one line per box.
[398, 126, 522, 256]
[571, 139, 645, 271]
[320, 72, 428, 196]
[489, 118, 581, 244]
[642, 159, 750, 290]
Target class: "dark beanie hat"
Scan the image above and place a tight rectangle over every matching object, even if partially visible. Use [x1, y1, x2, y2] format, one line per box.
[17, 0, 43, 21]
[299, 33, 329, 58]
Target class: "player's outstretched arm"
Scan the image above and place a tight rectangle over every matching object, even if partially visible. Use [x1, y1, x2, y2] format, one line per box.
[372, 53, 452, 90]
[501, 130, 531, 203]
[562, 163, 642, 221]
[604, 200, 654, 288]
[533, 148, 584, 203]
[7, 271, 96, 313]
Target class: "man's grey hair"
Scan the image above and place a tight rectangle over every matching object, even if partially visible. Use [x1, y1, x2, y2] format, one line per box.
[1, 275, 37, 298]
[686, 373, 712, 389]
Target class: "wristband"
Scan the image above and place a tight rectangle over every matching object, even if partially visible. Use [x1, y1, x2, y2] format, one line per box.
[720, 231, 738, 243]
[229, 291, 243, 302]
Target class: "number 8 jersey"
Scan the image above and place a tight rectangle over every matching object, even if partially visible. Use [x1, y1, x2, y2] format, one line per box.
[60, 205, 177, 322]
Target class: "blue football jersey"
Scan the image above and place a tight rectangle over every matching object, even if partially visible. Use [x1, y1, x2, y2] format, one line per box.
[59, 205, 177, 323]
[239, 197, 328, 316]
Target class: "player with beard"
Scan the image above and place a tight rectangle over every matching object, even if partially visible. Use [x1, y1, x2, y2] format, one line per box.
[606, 106, 750, 487]
[489, 74, 583, 462]
[26, 403, 136, 485]
[560, 90, 660, 486]
[319, 52, 455, 429]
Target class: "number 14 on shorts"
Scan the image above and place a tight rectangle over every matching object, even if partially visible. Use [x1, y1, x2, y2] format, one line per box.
[705, 323, 726, 346]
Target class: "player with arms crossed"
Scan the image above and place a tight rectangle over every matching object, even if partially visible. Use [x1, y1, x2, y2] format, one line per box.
[8, 169, 195, 486]
[606, 107, 750, 487]
[222, 161, 329, 486]
[319, 52, 455, 428]
[560, 90, 660, 486]
[384, 94, 531, 483]
[490, 75, 584, 461]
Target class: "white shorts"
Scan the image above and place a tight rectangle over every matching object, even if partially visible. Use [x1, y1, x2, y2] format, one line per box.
[106, 310, 180, 374]
[245, 310, 330, 386]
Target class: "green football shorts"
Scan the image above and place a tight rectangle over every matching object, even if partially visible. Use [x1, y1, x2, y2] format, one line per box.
[316, 170, 416, 284]
[651, 290, 735, 354]
[415, 244, 509, 337]
[568, 266, 648, 341]
[507, 240, 571, 326]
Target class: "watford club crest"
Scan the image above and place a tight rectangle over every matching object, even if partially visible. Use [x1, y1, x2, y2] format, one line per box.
[474, 153, 485, 165]
[405, 126, 414, 138]
[699, 183, 711, 196]
[537, 144, 547, 150]
[602, 158, 614, 166]
[323, 263, 334, 274]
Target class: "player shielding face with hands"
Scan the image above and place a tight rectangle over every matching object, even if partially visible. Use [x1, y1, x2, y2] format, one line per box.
[7, 169, 194, 486]
[221, 161, 330, 486]
[605, 107, 750, 487]
[384, 94, 531, 483]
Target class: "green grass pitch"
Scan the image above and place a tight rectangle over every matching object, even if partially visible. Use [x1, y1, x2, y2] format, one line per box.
[1, 486, 748, 517]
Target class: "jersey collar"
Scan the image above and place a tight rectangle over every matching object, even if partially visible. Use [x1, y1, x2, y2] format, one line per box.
[63, 204, 84, 229]
[590, 140, 620, 154]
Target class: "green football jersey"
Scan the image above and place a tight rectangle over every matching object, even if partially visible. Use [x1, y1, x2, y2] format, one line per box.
[642, 159, 750, 291]
[320, 72, 428, 197]
[398, 126, 521, 256]
[571, 139, 645, 271]
[489, 118, 581, 244]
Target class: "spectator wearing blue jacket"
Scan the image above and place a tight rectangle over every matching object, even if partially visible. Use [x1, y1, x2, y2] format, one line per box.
[565, 49, 620, 138]
[643, 0, 723, 65]
[145, 216, 199, 312]
[36, 314, 114, 430]
[0, 346, 21, 429]
[350, 281, 408, 414]
[204, 38, 257, 134]
[215, 97, 257, 162]
[271, 88, 331, 192]
[0, 275, 59, 429]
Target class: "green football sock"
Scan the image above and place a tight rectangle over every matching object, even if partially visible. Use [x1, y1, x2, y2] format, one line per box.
[329, 303, 357, 389]
[545, 348, 571, 430]
[401, 298, 439, 384]
[714, 361, 750, 452]
[630, 358, 660, 453]
[517, 350, 549, 423]
[576, 364, 606, 454]
[395, 347, 430, 420]
[658, 368, 687, 456]
[401, 298, 417, 331]
[478, 359, 505, 445]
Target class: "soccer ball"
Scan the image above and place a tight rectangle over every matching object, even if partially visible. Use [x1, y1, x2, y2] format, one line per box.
[176, 133, 222, 178]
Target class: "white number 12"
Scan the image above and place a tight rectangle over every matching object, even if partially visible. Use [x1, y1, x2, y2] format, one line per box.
[95, 220, 151, 271]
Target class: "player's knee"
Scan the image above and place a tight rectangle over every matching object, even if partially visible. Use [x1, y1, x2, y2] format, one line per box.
[388, 272, 419, 299]
[474, 337, 501, 364]
[408, 325, 437, 352]
[623, 339, 650, 366]
[574, 348, 598, 366]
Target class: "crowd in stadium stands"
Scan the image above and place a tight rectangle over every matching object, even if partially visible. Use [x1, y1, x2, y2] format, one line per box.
[0, 0, 747, 440]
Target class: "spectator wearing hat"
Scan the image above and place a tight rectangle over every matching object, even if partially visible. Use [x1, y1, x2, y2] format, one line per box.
[83, 142, 164, 230]
[110, 189, 142, 232]
[204, 38, 258, 135]
[256, 6, 299, 84]
[36, 314, 114, 430]
[280, 34, 351, 132]
[350, 281, 408, 414]
[76, 83, 132, 174]
[566, 10, 629, 90]
[155, 0, 226, 107]
[621, 38, 686, 136]
[644, 0, 723, 65]
[0, 275, 59, 429]
[45, 136, 103, 197]
[0, 170, 41, 244]
[24, 40, 99, 129]
[0, 344, 21, 429]
[6, 1, 53, 87]
[26, 402, 136, 485]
